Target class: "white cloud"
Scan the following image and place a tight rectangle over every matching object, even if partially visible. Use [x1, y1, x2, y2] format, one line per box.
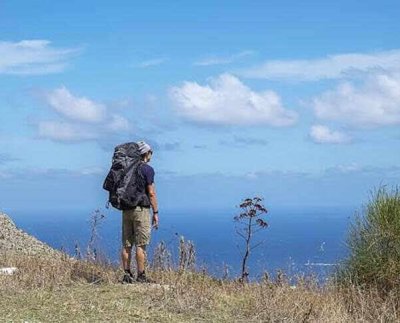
[312, 73, 400, 127]
[135, 58, 167, 68]
[38, 87, 132, 142]
[107, 114, 131, 132]
[169, 74, 297, 126]
[79, 167, 105, 175]
[0, 167, 106, 180]
[45, 86, 106, 123]
[38, 121, 98, 142]
[0, 40, 79, 75]
[220, 135, 268, 147]
[310, 125, 350, 144]
[194, 50, 254, 66]
[240, 49, 400, 81]
[326, 163, 361, 174]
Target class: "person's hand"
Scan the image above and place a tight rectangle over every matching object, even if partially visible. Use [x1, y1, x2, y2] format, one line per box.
[152, 213, 159, 230]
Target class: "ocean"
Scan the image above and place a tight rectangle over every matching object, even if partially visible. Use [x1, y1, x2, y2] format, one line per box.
[10, 206, 355, 281]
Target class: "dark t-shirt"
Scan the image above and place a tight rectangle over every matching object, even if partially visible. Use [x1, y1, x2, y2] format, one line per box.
[139, 163, 155, 186]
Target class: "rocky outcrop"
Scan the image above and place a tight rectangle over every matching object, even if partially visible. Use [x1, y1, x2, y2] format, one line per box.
[0, 212, 60, 257]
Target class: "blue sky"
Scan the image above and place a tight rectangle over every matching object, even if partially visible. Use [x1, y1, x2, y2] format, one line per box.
[1, 0, 400, 213]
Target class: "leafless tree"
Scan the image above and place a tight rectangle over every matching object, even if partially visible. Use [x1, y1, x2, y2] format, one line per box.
[234, 197, 268, 282]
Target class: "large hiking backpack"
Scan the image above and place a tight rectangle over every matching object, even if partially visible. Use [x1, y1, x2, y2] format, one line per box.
[103, 142, 150, 210]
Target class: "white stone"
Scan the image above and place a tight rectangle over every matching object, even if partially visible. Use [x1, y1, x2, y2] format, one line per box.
[0, 267, 18, 275]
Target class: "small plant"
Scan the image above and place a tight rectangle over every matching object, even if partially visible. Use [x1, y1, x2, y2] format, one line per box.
[152, 241, 173, 271]
[178, 235, 196, 272]
[74, 241, 82, 259]
[86, 209, 105, 262]
[234, 197, 268, 282]
[338, 186, 400, 293]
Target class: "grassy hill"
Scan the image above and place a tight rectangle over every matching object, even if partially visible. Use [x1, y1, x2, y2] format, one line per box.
[1, 209, 400, 322]
[1, 250, 399, 322]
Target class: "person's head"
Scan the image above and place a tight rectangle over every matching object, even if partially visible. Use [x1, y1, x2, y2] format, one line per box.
[137, 141, 153, 163]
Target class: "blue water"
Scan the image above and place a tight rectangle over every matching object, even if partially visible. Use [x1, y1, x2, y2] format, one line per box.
[10, 206, 354, 280]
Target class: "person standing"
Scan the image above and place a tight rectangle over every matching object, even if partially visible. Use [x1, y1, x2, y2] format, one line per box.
[121, 141, 159, 283]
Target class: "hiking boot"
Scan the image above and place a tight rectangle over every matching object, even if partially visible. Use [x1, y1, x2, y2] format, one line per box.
[122, 273, 135, 284]
[136, 271, 155, 284]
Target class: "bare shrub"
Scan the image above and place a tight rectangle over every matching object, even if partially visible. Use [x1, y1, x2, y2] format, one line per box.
[234, 196, 268, 282]
[152, 241, 173, 271]
[178, 236, 196, 272]
[86, 209, 106, 262]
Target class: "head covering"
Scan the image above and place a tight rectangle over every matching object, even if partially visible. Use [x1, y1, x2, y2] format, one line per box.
[137, 141, 152, 155]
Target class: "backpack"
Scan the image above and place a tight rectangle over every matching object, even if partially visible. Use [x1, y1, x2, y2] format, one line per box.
[103, 142, 150, 210]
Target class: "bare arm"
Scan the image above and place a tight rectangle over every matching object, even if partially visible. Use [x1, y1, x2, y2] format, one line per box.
[147, 183, 159, 229]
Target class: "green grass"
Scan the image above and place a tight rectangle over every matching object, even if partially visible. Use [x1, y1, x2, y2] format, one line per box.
[338, 187, 400, 292]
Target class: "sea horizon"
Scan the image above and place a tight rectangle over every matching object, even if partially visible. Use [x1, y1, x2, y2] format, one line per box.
[6, 205, 356, 280]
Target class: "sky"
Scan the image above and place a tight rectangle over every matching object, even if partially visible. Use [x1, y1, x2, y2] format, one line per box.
[1, 0, 400, 214]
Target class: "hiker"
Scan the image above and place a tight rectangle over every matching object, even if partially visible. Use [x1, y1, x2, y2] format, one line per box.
[120, 141, 159, 283]
[103, 140, 159, 283]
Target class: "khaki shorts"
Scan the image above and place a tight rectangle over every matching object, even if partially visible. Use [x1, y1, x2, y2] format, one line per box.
[122, 207, 151, 247]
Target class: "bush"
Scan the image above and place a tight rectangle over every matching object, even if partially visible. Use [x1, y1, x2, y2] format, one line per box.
[338, 187, 400, 292]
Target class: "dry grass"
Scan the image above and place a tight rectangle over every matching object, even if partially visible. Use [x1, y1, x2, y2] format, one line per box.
[1, 253, 399, 322]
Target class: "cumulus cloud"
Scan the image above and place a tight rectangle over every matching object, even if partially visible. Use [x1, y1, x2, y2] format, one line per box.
[312, 73, 400, 127]
[0, 40, 79, 75]
[310, 125, 351, 144]
[240, 49, 400, 81]
[194, 50, 254, 66]
[169, 74, 297, 126]
[38, 87, 131, 142]
[45, 86, 106, 123]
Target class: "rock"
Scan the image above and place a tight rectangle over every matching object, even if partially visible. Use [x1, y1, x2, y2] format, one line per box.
[0, 267, 18, 275]
[0, 211, 61, 258]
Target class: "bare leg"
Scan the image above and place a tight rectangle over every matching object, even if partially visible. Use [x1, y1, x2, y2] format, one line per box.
[136, 245, 146, 273]
[121, 246, 132, 270]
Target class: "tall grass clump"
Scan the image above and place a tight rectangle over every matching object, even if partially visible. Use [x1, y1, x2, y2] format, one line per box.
[338, 186, 400, 293]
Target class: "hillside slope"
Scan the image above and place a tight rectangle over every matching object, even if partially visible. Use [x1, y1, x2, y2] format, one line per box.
[0, 212, 399, 322]
[0, 212, 60, 258]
